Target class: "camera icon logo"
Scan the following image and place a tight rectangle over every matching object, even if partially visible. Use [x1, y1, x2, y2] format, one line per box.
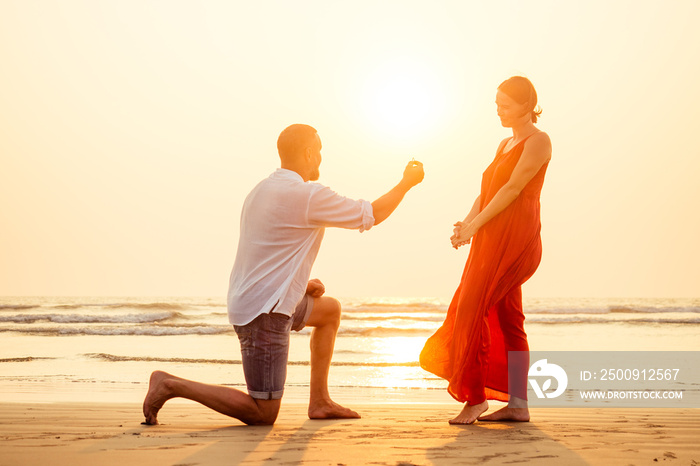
[528, 359, 568, 399]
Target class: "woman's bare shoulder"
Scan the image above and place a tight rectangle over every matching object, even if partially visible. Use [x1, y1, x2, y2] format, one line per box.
[526, 131, 552, 154]
[530, 130, 551, 146]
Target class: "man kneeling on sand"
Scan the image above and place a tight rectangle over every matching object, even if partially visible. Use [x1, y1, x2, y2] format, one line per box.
[143, 124, 424, 425]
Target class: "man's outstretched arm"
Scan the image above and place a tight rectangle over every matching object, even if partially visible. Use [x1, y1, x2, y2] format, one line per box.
[371, 160, 424, 225]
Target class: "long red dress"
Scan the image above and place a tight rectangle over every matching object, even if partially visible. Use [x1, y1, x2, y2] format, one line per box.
[420, 135, 549, 404]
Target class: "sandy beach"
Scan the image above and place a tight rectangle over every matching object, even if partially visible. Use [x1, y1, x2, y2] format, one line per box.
[2, 297, 699, 464]
[1, 402, 698, 466]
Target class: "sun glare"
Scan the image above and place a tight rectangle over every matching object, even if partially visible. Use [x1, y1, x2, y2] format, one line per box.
[361, 59, 446, 144]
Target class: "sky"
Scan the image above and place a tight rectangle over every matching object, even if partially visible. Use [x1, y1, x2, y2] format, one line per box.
[1, 0, 699, 299]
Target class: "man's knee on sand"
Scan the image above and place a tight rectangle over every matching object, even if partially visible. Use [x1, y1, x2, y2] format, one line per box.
[246, 399, 282, 426]
[250, 410, 279, 426]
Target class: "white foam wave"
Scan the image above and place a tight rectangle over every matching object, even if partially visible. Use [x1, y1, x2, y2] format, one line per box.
[0, 311, 179, 324]
[0, 325, 233, 336]
[83, 353, 420, 367]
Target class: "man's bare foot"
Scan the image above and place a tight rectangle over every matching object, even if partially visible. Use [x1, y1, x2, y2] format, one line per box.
[448, 401, 488, 425]
[308, 399, 361, 420]
[142, 370, 174, 425]
[478, 406, 530, 422]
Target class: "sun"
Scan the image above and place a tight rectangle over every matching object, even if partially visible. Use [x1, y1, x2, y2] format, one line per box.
[360, 58, 446, 144]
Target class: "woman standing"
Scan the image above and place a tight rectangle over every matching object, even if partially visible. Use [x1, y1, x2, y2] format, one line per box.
[420, 76, 552, 424]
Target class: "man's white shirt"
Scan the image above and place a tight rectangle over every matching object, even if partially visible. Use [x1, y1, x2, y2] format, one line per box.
[227, 169, 374, 326]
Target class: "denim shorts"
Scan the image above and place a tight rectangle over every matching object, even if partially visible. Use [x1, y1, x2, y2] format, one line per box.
[233, 295, 314, 400]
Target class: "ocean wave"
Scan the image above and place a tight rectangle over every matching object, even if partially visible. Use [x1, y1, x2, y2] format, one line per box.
[342, 314, 444, 322]
[1, 324, 433, 338]
[338, 327, 435, 337]
[0, 325, 234, 336]
[607, 306, 700, 314]
[83, 353, 420, 367]
[526, 316, 700, 324]
[104, 302, 190, 311]
[0, 311, 181, 324]
[86, 353, 237, 364]
[339, 315, 700, 331]
[345, 305, 447, 314]
[343, 297, 443, 305]
[0, 356, 55, 363]
[344, 304, 700, 316]
[44, 302, 194, 311]
[0, 305, 39, 311]
[526, 306, 700, 315]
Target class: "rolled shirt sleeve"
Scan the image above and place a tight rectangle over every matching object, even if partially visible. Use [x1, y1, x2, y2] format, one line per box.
[306, 185, 375, 232]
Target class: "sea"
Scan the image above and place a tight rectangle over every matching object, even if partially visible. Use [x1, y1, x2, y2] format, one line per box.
[1, 296, 699, 405]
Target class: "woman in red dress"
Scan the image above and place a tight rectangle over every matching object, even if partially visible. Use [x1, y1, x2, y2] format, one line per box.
[420, 76, 552, 424]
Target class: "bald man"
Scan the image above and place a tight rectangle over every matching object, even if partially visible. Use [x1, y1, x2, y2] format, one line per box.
[143, 124, 424, 425]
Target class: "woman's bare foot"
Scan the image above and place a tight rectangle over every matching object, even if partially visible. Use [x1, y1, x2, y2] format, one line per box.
[478, 406, 530, 422]
[448, 401, 488, 425]
[308, 399, 361, 420]
[142, 370, 174, 425]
